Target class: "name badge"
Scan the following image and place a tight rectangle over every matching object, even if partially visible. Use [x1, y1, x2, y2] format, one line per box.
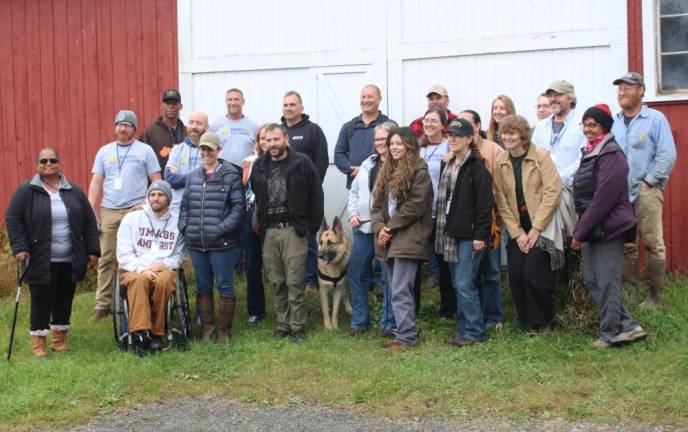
[446, 200, 451, 215]
[114, 177, 123, 190]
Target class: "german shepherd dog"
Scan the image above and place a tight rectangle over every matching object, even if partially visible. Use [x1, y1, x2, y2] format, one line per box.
[317, 217, 352, 330]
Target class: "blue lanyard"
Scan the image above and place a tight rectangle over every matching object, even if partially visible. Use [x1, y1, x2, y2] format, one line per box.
[116, 144, 133, 174]
[422, 143, 442, 163]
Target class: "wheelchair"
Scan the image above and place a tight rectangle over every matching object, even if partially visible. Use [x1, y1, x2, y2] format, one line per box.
[112, 268, 192, 353]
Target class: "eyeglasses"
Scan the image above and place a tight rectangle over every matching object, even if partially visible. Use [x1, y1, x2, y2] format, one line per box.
[39, 158, 59, 165]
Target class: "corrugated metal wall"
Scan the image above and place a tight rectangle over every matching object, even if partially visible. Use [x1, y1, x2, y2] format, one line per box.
[0, 0, 179, 213]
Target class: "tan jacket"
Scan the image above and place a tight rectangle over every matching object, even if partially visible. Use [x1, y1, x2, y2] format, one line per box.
[494, 143, 562, 239]
[371, 159, 433, 261]
[477, 137, 504, 177]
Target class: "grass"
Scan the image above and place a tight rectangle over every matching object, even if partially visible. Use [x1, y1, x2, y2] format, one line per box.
[1, 269, 687, 431]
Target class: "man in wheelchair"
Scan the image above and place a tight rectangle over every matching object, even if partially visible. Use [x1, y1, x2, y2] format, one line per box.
[116, 180, 184, 355]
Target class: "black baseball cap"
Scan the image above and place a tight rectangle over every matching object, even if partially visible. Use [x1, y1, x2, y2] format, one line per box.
[613, 72, 645, 87]
[162, 89, 181, 102]
[445, 118, 474, 137]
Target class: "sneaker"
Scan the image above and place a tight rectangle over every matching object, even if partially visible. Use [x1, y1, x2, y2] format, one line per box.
[248, 315, 261, 324]
[384, 340, 414, 351]
[292, 330, 308, 344]
[150, 336, 163, 351]
[589, 338, 611, 349]
[89, 309, 111, 322]
[132, 332, 151, 357]
[379, 330, 395, 338]
[271, 329, 291, 340]
[446, 336, 481, 347]
[610, 326, 648, 346]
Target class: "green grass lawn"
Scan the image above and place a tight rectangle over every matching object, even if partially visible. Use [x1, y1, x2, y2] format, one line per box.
[1, 275, 687, 431]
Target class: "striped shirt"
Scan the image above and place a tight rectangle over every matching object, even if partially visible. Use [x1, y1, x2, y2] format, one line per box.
[611, 104, 676, 203]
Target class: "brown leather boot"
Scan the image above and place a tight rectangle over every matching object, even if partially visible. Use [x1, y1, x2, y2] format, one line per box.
[51, 329, 69, 352]
[216, 295, 237, 343]
[31, 335, 48, 358]
[197, 292, 215, 341]
[623, 256, 641, 297]
[641, 259, 665, 309]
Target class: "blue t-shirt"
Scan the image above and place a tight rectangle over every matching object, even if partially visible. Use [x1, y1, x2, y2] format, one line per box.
[92, 140, 161, 209]
[165, 139, 203, 211]
[420, 139, 449, 218]
[209, 116, 259, 166]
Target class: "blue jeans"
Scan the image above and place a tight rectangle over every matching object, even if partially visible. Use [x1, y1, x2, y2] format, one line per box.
[304, 234, 318, 286]
[449, 241, 486, 341]
[189, 247, 242, 296]
[378, 265, 396, 332]
[240, 211, 265, 317]
[426, 245, 440, 281]
[346, 230, 375, 330]
[476, 246, 503, 326]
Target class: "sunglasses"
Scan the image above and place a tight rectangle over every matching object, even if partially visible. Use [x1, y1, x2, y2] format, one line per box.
[39, 158, 59, 165]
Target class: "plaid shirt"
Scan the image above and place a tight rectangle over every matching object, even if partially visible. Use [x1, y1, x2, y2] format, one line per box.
[434, 150, 471, 262]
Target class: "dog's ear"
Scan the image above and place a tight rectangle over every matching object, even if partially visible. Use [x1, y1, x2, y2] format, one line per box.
[320, 217, 329, 232]
[332, 216, 343, 234]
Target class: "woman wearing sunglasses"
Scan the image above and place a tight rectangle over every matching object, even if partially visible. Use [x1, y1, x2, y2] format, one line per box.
[6, 148, 100, 358]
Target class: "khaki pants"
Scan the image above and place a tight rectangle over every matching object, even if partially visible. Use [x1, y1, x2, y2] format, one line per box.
[94, 208, 130, 312]
[121, 270, 177, 336]
[262, 227, 308, 332]
[627, 186, 666, 261]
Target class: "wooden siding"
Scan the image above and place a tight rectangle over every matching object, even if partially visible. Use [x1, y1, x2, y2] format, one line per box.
[0, 0, 179, 214]
[627, 0, 688, 273]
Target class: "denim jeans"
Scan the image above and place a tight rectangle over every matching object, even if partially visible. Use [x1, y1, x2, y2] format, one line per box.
[378, 265, 396, 332]
[304, 234, 319, 286]
[189, 247, 242, 296]
[240, 210, 266, 317]
[476, 246, 503, 326]
[346, 230, 375, 330]
[449, 241, 486, 341]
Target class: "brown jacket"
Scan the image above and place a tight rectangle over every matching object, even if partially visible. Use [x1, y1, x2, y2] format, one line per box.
[371, 159, 433, 261]
[477, 137, 504, 177]
[493, 143, 562, 239]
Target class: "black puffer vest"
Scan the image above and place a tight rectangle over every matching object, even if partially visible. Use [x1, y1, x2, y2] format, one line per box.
[573, 135, 621, 216]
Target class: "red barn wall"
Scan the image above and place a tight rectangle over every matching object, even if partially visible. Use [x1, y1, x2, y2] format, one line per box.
[0, 0, 179, 214]
[628, 0, 688, 273]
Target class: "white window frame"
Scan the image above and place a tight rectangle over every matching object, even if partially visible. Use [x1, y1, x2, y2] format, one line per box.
[642, 0, 688, 101]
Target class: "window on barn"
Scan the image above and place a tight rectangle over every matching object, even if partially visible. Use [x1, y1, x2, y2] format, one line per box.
[657, 0, 688, 93]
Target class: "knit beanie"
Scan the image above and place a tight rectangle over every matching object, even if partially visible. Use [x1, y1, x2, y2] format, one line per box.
[582, 104, 613, 133]
[114, 110, 139, 130]
[147, 180, 173, 203]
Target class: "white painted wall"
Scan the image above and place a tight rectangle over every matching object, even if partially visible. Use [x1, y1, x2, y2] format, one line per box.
[178, 0, 629, 221]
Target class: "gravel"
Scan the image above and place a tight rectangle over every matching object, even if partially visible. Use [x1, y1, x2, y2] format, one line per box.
[70, 396, 684, 432]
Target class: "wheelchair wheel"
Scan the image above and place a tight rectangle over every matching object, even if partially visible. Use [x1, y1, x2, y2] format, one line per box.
[165, 269, 192, 350]
[112, 276, 131, 351]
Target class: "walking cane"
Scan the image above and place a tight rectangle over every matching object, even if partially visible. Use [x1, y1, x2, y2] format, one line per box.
[7, 257, 30, 361]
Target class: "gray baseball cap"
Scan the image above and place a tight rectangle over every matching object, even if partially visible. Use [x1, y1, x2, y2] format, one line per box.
[613, 72, 645, 87]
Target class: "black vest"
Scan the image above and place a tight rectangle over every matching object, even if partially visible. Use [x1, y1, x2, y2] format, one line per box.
[573, 139, 622, 216]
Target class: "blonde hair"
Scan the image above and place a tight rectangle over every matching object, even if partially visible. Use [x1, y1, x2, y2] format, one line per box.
[487, 95, 516, 142]
[373, 127, 419, 204]
[254, 123, 272, 156]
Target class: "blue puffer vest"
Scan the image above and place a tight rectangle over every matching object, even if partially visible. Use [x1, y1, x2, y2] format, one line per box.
[178, 160, 245, 251]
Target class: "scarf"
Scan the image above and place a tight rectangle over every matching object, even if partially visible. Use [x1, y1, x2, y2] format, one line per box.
[584, 134, 606, 154]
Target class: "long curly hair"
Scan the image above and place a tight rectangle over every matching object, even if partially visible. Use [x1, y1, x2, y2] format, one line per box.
[373, 127, 419, 204]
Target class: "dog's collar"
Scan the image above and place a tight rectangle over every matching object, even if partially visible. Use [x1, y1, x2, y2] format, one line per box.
[318, 269, 345, 285]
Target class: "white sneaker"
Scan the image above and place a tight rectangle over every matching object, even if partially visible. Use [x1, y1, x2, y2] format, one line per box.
[611, 326, 647, 346]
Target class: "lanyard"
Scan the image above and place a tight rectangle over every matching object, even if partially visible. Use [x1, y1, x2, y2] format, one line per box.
[116, 144, 133, 174]
[550, 119, 570, 149]
[422, 143, 442, 163]
[145, 213, 171, 244]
